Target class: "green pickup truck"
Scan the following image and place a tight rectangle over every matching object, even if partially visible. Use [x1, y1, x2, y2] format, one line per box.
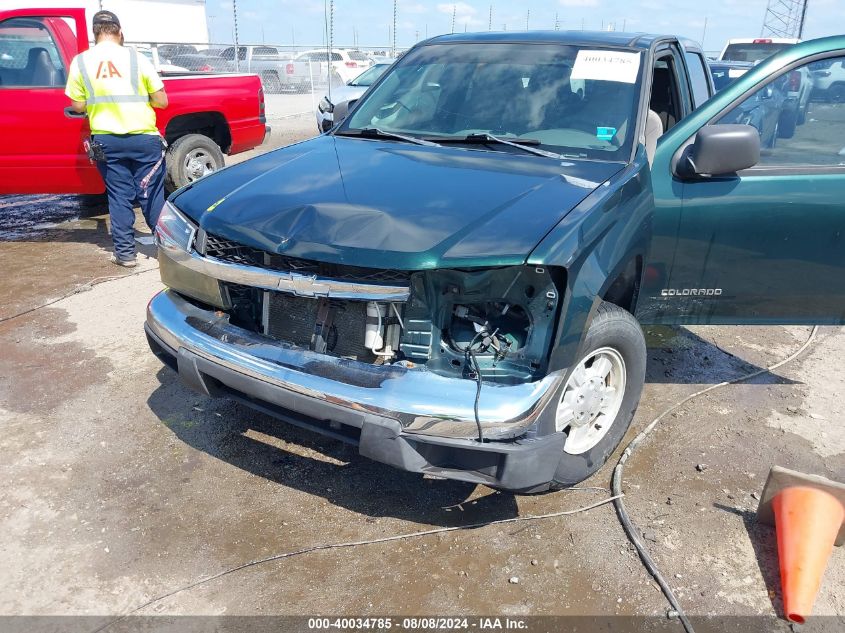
[146, 31, 845, 492]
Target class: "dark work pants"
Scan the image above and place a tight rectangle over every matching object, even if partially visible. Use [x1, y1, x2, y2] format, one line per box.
[94, 133, 165, 261]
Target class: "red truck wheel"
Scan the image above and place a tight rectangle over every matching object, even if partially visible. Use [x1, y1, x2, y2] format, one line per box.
[165, 134, 225, 191]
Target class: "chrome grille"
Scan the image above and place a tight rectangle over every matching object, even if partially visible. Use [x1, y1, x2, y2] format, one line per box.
[201, 231, 410, 284]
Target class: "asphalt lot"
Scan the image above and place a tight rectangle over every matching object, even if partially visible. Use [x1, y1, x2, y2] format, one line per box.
[0, 113, 843, 629]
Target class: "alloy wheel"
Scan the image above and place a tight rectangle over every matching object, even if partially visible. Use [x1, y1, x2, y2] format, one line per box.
[556, 346, 627, 455]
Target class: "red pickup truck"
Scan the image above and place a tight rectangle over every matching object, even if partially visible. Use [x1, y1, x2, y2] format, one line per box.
[0, 7, 268, 194]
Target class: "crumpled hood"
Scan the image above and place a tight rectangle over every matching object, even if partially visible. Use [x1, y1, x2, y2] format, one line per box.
[172, 135, 623, 270]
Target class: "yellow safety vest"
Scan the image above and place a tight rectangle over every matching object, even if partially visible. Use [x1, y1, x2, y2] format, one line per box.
[65, 41, 163, 135]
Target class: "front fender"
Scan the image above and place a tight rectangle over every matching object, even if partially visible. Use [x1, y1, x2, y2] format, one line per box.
[529, 150, 654, 371]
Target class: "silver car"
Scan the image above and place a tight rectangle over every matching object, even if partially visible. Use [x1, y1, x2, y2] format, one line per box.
[316, 63, 391, 132]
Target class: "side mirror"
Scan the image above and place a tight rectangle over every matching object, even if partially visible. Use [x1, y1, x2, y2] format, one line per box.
[332, 98, 358, 126]
[676, 124, 760, 179]
[760, 86, 775, 100]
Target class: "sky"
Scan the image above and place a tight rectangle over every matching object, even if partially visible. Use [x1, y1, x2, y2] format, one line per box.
[207, 0, 843, 53]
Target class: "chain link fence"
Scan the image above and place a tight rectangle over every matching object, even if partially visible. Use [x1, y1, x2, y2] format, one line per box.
[124, 40, 401, 125]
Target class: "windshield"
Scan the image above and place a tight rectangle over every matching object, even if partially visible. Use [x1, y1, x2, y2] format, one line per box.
[342, 43, 642, 161]
[349, 63, 389, 86]
[722, 42, 791, 63]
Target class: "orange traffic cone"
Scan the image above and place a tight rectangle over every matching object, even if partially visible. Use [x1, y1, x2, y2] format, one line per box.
[772, 486, 845, 623]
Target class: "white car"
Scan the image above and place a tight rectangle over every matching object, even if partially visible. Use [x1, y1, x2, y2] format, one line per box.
[135, 46, 188, 74]
[720, 37, 811, 135]
[294, 48, 373, 84]
[316, 63, 391, 132]
[810, 58, 845, 102]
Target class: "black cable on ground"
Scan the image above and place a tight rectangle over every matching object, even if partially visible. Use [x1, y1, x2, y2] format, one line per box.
[0, 267, 159, 325]
[92, 491, 622, 632]
[611, 326, 819, 633]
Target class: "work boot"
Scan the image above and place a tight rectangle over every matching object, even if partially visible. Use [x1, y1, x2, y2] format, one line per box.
[110, 254, 138, 268]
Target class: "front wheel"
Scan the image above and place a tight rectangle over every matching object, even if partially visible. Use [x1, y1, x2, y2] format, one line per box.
[550, 302, 646, 488]
[165, 134, 225, 191]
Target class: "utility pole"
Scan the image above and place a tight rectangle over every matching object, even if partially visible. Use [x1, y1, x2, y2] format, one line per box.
[554, 13, 560, 30]
[488, 4, 493, 31]
[701, 16, 708, 47]
[232, 0, 239, 71]
[526, 9, 529, 30]
[451, 5, 456, 34]
[392, 0, 397, 58]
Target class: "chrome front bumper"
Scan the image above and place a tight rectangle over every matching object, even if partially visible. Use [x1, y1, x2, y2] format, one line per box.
[146, 290, 567, 490]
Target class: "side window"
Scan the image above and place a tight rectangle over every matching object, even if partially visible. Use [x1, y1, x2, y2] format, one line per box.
[685, 52, 711, 108]
[649, 56, 683, 133]
[0, 17, 66, 87]
[716, 55, 845, 167]
[331, 52, 342, 62]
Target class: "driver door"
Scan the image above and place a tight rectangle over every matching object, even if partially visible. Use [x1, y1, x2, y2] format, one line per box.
[0, 8, 102, 194]
[638, 41, 845, 325]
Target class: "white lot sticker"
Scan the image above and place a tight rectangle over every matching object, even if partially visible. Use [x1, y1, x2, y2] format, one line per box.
[571, 50, 641, 84]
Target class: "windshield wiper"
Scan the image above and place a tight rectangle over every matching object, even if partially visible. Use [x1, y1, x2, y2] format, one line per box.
[336, 127, 440, 147]
[434, 133, 563, 159]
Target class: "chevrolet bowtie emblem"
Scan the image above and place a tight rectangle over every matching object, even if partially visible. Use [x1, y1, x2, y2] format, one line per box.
[280, 272, 331, 297]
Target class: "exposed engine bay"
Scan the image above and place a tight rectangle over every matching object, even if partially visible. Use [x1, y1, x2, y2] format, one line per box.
[222, 265, 561, 385]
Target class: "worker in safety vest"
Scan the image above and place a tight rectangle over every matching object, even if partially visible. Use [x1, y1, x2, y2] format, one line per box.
[65, 10, 168, 268]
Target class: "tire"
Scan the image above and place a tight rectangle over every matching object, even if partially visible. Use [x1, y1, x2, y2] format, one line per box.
[165, 134, 225, 192]
[765, 119, 779, 149]
[778, 109, 797, 139]
[797, 99, 808, 125]
[830, 83, 845, 103]
[261, 71, 283, 94]
[549, 301, 646, 489]
[79, 192, 108, 212]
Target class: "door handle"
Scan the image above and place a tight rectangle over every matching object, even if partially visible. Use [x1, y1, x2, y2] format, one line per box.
[64, 105, 86, 119]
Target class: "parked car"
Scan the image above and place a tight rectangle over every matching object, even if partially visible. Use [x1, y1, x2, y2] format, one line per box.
[147, 32, 845, 492]
[219, 45, 313, 93]
[136, 45, 189, 74]
[294, 48, 373, 84]
[708, 59, 753, 92]
[316, 62, 391, 132]
[720, 38, 811, 135]
[710, 59, 790, 148]
[156, 43, 227, 73]
[811, 58, 845, 102]
[0, 7, 269, 193]
[717, 70, 788, 148]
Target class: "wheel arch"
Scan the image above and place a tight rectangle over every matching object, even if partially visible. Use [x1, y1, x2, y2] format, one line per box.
[164, 112, 232, 154]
